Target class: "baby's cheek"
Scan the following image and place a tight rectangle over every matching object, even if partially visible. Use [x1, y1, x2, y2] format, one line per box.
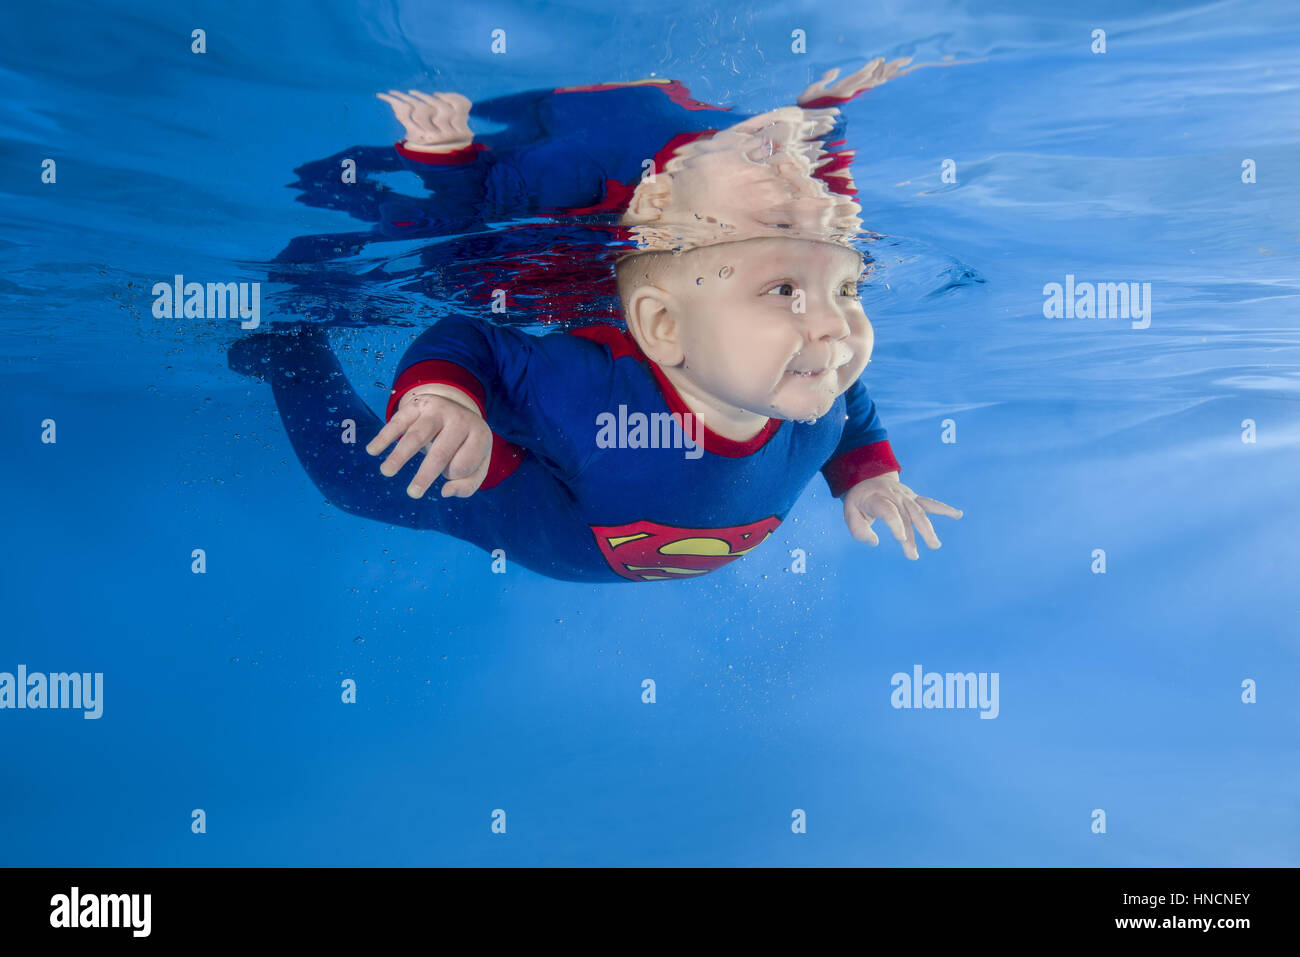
[841, 352, 868, 383]
[855, 322, 874, 353]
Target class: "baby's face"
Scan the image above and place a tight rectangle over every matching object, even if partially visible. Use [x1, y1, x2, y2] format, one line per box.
[669, 238, 872, 423]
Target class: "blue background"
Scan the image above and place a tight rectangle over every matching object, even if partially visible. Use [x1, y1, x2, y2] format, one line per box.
[1, 0, 1297, 865]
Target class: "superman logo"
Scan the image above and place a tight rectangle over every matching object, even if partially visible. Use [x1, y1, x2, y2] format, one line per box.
[590, 516, 782, 582]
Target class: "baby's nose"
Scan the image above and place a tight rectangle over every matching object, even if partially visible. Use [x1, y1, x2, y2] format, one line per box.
[800, 305, 852, 340]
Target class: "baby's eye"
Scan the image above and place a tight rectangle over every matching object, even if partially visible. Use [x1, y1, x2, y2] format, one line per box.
[840, 281, 861, 299]
[765, 282, 796, 297]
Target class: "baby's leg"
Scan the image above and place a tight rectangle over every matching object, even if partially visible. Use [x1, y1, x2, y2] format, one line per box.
[227, 326, 607, 581]
[229, 324, 438, 529]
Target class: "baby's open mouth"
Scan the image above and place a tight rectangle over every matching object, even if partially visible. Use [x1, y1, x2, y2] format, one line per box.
[785, 368, 830, 378]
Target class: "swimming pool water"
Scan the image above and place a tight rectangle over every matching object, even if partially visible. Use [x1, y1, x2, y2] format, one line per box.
[1, 0, 1297, 866]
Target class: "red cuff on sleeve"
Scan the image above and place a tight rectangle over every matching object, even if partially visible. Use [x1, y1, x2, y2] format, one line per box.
[480, 433, 527, 490]
[385, 360, 487, 421]
[822, 440, 901, 497]
[395, 140, 487, 165]
[799, 94, 853, 110]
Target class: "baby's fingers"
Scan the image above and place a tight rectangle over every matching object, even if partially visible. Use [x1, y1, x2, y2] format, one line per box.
[901, 497, 942, 551]
[439, 427, 493, 498]
[916, 496, 964, 520]
[377, 92, 416, 126]
[365, 405, 419, 459]
[405, 425, 469, 498]
[843, 57, 885, 89]
[843, 501, 880, 545]
[870, 498, 911, 553]
[383, 423, 442, 480]
[376, 402, 453, 479]
[380, 92, 435, 141]
[378, 89, 419, 111]
[438, 91, 473, 114]
[406, 90, 444, 109]
[884, 56, 916, 77]
[407, 91, 451, 127]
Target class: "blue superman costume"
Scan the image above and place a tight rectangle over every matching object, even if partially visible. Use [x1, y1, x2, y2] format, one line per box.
[233, 316, 900, 583]
[236, 78, 891, 582]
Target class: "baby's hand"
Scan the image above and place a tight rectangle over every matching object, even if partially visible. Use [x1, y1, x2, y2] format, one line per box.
[796, 58, 917, 106]
[376, 89, 474, 153]
[841, 471, 962, 560]
[365, 387, 492, 499]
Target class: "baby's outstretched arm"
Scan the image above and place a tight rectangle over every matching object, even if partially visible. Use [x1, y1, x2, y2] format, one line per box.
[840, 471, 963, 560]
[365, 384, 492, 499]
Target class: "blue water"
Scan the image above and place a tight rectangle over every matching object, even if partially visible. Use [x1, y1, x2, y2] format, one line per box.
[2, 0, 1298, 866]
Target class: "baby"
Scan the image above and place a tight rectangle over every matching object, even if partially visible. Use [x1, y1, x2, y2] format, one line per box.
[357, 104, 961, 582]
